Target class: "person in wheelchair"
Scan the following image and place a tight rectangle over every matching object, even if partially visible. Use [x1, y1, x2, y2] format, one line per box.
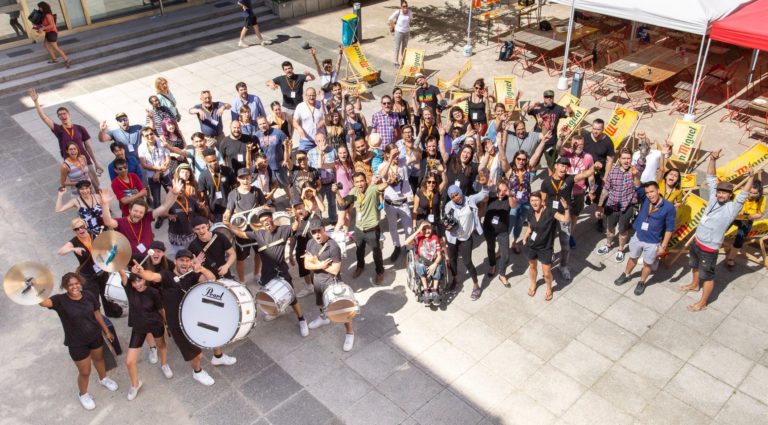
[404, 221, 443, 305]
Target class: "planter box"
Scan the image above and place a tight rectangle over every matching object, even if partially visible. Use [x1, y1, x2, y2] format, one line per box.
[276, 1, 293, 19]
[292, 0, 307, 17]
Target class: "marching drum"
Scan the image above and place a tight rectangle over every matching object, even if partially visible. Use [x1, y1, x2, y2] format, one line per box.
[255, 277, 294, 316]
[323, 282, 359, 323]
[330, 230, 347, 259]
[210, 222, 236, 246]
[272, 211, 293, 227]
[179, 279, 256, 349]
[105, 272, 128, 306]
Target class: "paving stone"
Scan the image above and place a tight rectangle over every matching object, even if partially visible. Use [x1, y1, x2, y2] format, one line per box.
[618, 342, 684, 389]
[277, 337, 345, 387]
[640, 391, 713, 425]
[452, 363, 515, 413]
[191, 390, 260, 425]
[340, 390, 408, 425]
[562, 390, 634, 425]
[666, 297, 727, 336]
[714, 391, 768, 425]
[265, 390, 335, 425]
[216, 339, 274, 385]
[414, 339, 476, 385]
[480, 340, 544, 387]
[731, 297, 768, 334]
[412, 388, 483, 425]
[473, 296, 533, 338]
[550, 340, 613, 387]
[305, 364, 372, 416]
[377, 362, 443, 415]
[603, 296, 660, 336]
[739, 364, 768, 405]
[510, 320, 572, 362]
[631, 282, 682, 314]
[240, 364, 302, 415]
[576, 317, 638, 362]
[345, 340, 408, 386]
[665, 364, 735, 418]
[480, 391, 555, 425]
[537, 297, 597, 337]
[689, 340, 754, 388]
[444, 317, 503, 361]
[642, 317, 707, 361]
[711, 317, 768, 361]
[522, 367, 586, 416]
[562, 276, 621, 315]
[592, 365, 660, 416]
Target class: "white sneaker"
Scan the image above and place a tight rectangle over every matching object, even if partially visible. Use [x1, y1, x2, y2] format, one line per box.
[238, 40, 248, 48]
[211, 354, 237, 366]
[193, 369, 215, 386]
[299, 319, 309, 337]
[561, 266, 572, 281]
[343, 334, 355, 352]
[148, 346, 158, 364]
[100, 377, 118, 392]
[78, 393, 95, 410]
[127, 381, 142, 401]
[308, 316, 331, 329]
[263, 313, 278, 322]
[261, 40, 272, 46]
[295, 284, 313, 298]
[161, 364, 173, 379]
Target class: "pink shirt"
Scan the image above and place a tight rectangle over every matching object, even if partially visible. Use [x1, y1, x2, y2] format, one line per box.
[561, 148, 593, 196]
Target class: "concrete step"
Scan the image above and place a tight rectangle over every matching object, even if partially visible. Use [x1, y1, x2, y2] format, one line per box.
[0, 13, 280, 96]
[0, 6, 272, 84]
[0, 0, 264, 72]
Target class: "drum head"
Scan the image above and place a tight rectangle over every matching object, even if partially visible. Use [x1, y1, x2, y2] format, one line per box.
[179, 281, 241, 349]
[210, 223, 236, 245]
[256, 291, 279, 316]
[273, 212, 293, 227]
[327, 299, 358, 323]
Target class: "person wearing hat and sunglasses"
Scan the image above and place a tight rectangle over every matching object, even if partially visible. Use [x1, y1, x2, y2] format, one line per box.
[99, 113, 142, 163]
[680, 151, 757, 311]
[524, 90, 568, 168]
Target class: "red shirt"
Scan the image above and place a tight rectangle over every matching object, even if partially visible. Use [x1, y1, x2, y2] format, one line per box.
[112, 173, 144, 218]
[116, 210, 154, 255]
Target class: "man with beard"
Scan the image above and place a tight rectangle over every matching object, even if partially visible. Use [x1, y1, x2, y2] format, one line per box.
[267, 61, 316, 117]
[188, 90, 231, 147]
[220, 120, 258, 175]
[255, 116, 291, 188]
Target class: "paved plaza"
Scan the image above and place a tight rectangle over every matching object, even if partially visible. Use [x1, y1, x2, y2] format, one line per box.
[1, 1, 768, 424]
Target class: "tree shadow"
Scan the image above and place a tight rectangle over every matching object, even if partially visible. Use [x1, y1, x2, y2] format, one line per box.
[406, 2, 474, 56]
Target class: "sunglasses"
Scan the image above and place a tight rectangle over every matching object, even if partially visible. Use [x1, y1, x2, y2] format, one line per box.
[382, 102, 392, 105]
[297, 157, 308, 161]
[116, 117, 128, 123]
[72, 226, 86, 231]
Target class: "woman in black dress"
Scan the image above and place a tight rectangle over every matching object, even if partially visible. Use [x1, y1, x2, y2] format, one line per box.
[523, 192, 570, 301]
[39, 272, 118, 410]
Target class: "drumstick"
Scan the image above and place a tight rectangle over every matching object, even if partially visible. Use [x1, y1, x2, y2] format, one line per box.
[137, 249, 156, 267]
[173, 269, 195, 283]
[202, 234, 218, 253]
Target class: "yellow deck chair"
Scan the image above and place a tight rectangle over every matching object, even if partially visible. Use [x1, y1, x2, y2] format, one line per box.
[437, 60, 472, 94]
[341, 43, 381, 88]
[393, 47, 438, 89]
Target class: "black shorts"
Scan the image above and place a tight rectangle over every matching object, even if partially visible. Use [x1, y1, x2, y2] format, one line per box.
[128, 323, 165, 349]
[689, 243, 718, 282]
[295, 242, 310, 277]
[526, 246, 553, 265]
[235, 238, 257, 261]
[45, 31, 58, 42]
[605, 204, 634, 233]
[244, 15, 257, 27]
[571, 194, 586, 216]
[168, 323, 202, 362]
[68, 336, 104, 362]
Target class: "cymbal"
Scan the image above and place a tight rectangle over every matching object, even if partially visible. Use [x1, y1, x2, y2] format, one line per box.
[92, 230, 131, 272]
[4, 262, 54, 305]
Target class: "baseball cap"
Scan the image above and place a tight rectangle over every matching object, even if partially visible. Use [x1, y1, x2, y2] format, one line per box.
[237, 168, 251, 177]
[115, 112, 128, 120]
[543, 90, 555, 98]
[556, 157, 570, 165]
[175, 249, 194, 260]
[415, 72, 425, 79]
[149, 241, 166, 251]
[716, 181, 734, 192]
[308, 218, 324, 231]
[190, 216, 209, 228]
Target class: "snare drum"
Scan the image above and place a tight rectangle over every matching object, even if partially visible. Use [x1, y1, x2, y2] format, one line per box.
[179, 279, 256, 349]
[272, 211, 293, 227]
[255, 277, 295, 316]
[210, 222, 236, 246]
[323, 282, 359, 323]
[105, 272, 128, 306]
[330, 230, 347, 259]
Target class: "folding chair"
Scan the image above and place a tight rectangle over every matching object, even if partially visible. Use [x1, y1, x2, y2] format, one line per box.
[668, 80, 704, 116]
[719, 81, 751, 128]
[627, 82, 660, 116]
[583, 69, 611, 101]
[510, 41, 543, 77]
[341, 43, 381, 91]
[436, 60, 472, 95]
[700, 56, 744, 101]
[599, 69, 632, 108]
[393, 48, 426, 89]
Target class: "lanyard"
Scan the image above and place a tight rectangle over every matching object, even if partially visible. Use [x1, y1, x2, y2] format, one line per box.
[127, 219, 143, 245]
[704, 203, 725, 219]
[551, 178, 564, 194]
[116, 175, 135, 190]
[175, 196, 190, 216]
[76, 234, 92, 255]
[63, 125, 76, 140]
[286, 76, 297, 91]
[645, 200, 661, 222]
[212, 173, 221, 192]
[306, 101, 316, 119]
[426, 192, 434, 209]
[516, 170, 525, 187]
[357, 190, 365, 208]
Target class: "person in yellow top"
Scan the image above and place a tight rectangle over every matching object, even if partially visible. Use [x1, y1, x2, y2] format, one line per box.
[725, 180, 766, 270]
[658, 168, 684, 207]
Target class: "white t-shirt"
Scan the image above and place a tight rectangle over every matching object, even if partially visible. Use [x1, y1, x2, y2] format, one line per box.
[389, 10, 412, 33]
[632, 150, 662, 183]
[137, 140, 170, 178]
[293, 100, 324, 141]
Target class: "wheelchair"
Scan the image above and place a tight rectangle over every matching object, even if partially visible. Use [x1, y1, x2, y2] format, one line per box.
[406, 248, 448, 307]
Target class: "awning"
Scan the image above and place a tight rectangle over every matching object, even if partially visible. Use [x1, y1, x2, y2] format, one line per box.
[710, 0, 768, 50]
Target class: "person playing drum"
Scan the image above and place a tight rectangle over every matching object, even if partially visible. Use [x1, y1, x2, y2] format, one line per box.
[188, 216, 236, 279]
[119, 271, 173, 400]
[38, 272, 119, 410]
[288, 195, 317, 298]
[304, 219, 353, 351]
[228, 209, 310, 336]
[131, 249, 236, 387]
[223, 168, 267, 283]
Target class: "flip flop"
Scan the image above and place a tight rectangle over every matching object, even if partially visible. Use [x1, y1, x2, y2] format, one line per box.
[499, 277, 510, 288]
[527, 285, 536, 297]
[47, 59, 58, 63]
[687, 303, 706, 312]
[471, 287, 481, 301]
[544, 290, 553, 301]
[678, 285, 699, 293]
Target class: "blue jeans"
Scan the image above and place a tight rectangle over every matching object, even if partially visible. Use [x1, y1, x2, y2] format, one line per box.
[509, 202, 531, 240]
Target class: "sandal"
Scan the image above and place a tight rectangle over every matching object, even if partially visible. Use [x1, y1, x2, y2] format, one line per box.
[544, 290, 553, 301]
[65, 59, 71, 68]
[499, 276, 510, 288]
[470, 287, 481, 301]
[527, 285, 537, 297]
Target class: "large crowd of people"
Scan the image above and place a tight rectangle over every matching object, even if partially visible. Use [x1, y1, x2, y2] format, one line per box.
[27, 42, 764, 411]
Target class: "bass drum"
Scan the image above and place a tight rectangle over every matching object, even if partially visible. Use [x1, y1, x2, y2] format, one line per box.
[179, 279, 255, 349]
[255, 277, 294, 316]
[105, 272, 128, 306]
[323, 282, 359, 323]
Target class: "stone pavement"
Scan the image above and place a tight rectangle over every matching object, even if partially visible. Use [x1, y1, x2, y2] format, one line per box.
[1, 2, 768, 425]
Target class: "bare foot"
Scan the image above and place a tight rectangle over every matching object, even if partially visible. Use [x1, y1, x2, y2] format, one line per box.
[687, 302, 706, 312]
[527, 284, 537, 297]
[678, 283, 699, 292]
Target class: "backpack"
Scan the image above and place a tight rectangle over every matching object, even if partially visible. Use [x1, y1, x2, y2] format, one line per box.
[539, 20, 552, 32]
[498, 41, 514, 61]
[27, 9, 43, 26]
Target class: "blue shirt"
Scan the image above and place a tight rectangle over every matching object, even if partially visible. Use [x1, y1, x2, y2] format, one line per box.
[633, 186, 676, 244]
[107, 125, 142, 160]
[255, 128, 288, 170]
[108, 156, 143, 181]
[231, 94, 266, 122]
[194, 102, 224, 137]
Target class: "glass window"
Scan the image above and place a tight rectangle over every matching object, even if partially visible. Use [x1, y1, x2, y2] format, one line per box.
[0, 3, 29, 44]
[87, 0, 185, 23]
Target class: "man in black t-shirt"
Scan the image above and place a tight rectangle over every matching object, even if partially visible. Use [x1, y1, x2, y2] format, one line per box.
[132, 249, 235, 387]
[413, 73, 443, 128]
[197, 148, 236, 222]
[224, 168, 267, 282]
[540, 157, 594, 282]
[525, 90, 568, 168]
[188, 216, 236, 279]
[266, 61, 316, 116]
[524, 192, 570, 302]
[219, 120, 258, 175]
[228, 209, 310, 335]
[303, 219, 355, 352]
[582, 118, 615, 232]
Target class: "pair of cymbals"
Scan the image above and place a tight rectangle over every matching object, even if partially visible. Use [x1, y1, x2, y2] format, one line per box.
[4, 262, 54, 306]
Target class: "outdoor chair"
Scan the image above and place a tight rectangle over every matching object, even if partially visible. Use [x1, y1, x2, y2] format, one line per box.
[719, 81, 751, 128]
[700, 56, 744, 101]
[510, 41, 546, 77]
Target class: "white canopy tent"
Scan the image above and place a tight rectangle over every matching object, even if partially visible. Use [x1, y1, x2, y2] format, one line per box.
[550, 0, 753, 119]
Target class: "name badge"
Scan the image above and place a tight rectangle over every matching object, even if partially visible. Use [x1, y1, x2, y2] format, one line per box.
[516, 191, 524, 199]
[215, 191, 223, 200]
[136, 243, 147, 253]
[641, 222, 649, 231]
[552, 200, 559, 209]
[472, 112, 478, 120]
[421, 102, 426, 109]
[221, 177, 227, 182]
[427, 214, 435, 223]
[211, 118, 219, 126]
[237, 154, 244, 162]
[399, 118, 405, 126]
[531, 231, 537, 241]
[290, 91, 296, 99]
[491, 216, 500, 225]
[128, 144, 135, 152]
[454, 180, 460, 188]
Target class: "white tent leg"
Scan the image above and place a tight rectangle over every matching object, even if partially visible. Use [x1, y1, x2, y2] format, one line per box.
[748, 49, 760, 87]
[557, 0, 578, 90]
[686, 36, 711, 120]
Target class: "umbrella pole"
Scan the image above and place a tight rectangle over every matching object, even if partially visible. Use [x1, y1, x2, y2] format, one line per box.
[557, 0, 577, 90]
[748, 49, 760, 89]
[686, 35, 711, 121]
